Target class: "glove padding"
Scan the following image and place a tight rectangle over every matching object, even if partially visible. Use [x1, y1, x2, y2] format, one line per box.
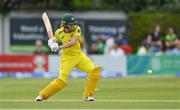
[50, 43, 59, 52]
[48, 38, 56, 47]
[48, 38, 59, 52]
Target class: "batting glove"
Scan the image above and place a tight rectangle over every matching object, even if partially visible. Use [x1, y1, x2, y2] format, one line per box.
[50, 43, 59, 52]
[48, 38, 56, 48]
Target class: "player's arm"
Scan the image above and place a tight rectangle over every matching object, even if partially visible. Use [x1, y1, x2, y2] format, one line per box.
[60, 26, 81, 49]
[79, 36, 85, 49]
[61, 36, 79, 49]
[48, 29, 61, 51]
[54, 29, 62, 42]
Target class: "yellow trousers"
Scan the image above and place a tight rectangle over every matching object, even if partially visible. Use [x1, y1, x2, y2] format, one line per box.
[59, 53, 95, 82]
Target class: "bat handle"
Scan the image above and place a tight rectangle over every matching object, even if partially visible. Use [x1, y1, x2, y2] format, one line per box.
[47, 31, 53, 39]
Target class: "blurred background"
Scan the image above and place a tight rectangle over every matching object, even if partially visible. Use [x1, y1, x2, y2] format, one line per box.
[0, 0, 180, 78]
[0, 0, 180, 109]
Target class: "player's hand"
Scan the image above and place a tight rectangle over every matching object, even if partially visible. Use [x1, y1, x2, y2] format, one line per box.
[48, 38, 56, 48]
[50, 43, 59, 52]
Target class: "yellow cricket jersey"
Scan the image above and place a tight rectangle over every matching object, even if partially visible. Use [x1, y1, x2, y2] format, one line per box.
[54, 25, 82, 56]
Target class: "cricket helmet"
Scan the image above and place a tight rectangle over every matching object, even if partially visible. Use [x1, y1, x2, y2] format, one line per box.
[62, 13, 77, 24]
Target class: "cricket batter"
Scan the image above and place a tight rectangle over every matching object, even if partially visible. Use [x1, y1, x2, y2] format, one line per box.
[36, 13, 101, 101]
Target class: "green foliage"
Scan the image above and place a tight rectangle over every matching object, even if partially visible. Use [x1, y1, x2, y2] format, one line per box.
[73, 0, 92, 10]
[127, 13, 180, 52]
[2, 0, 180, 12]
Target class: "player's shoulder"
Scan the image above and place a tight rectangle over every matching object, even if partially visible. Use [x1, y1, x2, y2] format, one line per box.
[74, 25, 81, 33]
[55, 28, 63, 35]
[75, 25, 81, 30]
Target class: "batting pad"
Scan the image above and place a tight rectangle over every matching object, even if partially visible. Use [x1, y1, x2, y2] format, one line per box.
[83, 66, 101, 98]
[39, 78, 66, 100]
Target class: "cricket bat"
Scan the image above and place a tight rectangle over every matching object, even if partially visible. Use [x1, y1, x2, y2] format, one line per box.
[42, 12, 53, 39]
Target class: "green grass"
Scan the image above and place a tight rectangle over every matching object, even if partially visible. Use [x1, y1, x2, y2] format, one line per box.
[0, 78, 180, 109]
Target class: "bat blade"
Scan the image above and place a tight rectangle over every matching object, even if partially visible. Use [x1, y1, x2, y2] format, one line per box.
[42, 12, 53, 39]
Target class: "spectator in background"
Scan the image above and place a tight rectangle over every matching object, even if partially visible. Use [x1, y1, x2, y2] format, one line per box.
[137, 39, 148, 55]
[109, 42, 125, 57]
[90, 38, 104, 54]
[118, 34, 132, 55]
[165, 27, 177, 55]
[168, 37, 180, 55]
[90, 41, 98, 54]
[156, 40, 166, 56]
[147, 24, 162, 54]
[118, 34, 128, 45]
[97, 39, 105, 54]
[34, 40, 45, 54]
[104, 32, 115, 55]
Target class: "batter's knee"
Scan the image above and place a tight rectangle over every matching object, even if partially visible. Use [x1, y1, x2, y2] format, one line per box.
[59, 73, 69, 83]
[88, 66, 101, 79]
[51, 78, 67, 89]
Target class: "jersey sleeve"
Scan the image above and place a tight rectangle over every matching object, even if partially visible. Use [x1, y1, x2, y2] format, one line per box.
[54, 28, 63, 42]
[74, 26, 81, 38]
